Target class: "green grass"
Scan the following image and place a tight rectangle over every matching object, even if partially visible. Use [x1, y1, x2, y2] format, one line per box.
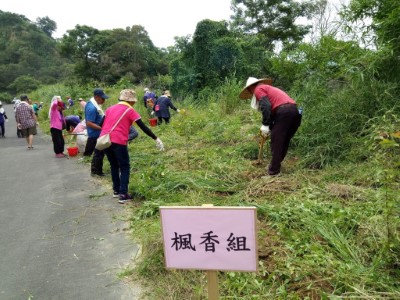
[122, 101, 399, 299]
[35, 84, 400, 299]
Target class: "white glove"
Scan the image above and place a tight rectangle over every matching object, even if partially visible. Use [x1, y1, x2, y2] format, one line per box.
[260, 125, 270, 137]
[155, 138, 164, 151]
[151, 111, 155, 116]
[177, 109, 180, 113]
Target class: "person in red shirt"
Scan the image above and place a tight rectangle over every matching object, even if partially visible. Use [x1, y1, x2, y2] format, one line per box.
[239, 77, 302, 176]
[100, 89, 165, 203]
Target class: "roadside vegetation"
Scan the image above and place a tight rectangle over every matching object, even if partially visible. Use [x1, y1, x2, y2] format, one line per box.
[2, 0, 399, 298]
[32, 78, 399, 299]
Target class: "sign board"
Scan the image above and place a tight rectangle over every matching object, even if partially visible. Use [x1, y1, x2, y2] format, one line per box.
[160, 206, 258, 272]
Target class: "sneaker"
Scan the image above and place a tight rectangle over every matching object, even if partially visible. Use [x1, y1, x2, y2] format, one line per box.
[113, 191, 119, 198]
[118, 193, 133, 204]
[55, 153, 66, 158]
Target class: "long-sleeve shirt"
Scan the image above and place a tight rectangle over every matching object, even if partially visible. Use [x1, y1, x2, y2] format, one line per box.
[153, 96, 177, 118]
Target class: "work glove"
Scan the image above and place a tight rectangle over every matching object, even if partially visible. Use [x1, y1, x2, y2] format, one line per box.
[155, 138, 165, 151]
[177, 109, 180, 113]
[151, 111, 155, 116]
[260, 125, 270, 137]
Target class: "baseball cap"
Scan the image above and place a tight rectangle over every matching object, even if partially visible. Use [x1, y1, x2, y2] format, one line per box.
[93, 88, 109, 99]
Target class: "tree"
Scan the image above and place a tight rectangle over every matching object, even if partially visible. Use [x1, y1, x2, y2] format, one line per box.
[59, 25, 105, 82]
[343, 0, 400, 82]
[59, 25, 167, 85]
[230, 0, 318, 51]
[344, 0, 400, 52]
[192, 20, 232, 90]
[0, 11, 66, 93]
[36, 16, 57, 38]
[8, 75, 41, 93]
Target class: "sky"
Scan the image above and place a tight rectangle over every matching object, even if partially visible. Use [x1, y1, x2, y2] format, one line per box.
[1, 0, 350, 48]
[0, 0, 233, 48]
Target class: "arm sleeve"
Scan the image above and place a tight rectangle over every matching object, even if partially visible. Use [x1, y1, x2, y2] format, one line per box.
[168, 99, 177, 111]
[136, 119, 157, 140]
[143, 96, 148, 108]
[259, 96, 272, 126]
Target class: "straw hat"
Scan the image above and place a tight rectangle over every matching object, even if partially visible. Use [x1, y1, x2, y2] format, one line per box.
[164, 90, 171, 97]
[239, 77, 272, 99]
[119, 89, 138, 102]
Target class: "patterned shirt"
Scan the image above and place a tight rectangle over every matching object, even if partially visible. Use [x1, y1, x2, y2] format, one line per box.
[15, 102, 36, 129]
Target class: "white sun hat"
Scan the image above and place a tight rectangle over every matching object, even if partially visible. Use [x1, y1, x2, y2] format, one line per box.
[239, 77, 272, 99]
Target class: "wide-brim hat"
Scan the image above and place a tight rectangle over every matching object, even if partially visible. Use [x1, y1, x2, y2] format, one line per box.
[119, 89, 138, 103]
[239, 77, 272, 99]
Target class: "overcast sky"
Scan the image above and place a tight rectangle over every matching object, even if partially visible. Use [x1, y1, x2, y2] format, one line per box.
[0, 0, 233, 48]
[1, 0, 349, 48]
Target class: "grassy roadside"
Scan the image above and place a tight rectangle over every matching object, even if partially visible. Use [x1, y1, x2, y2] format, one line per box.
[34, 85, 399, 299]
[119, 102, 399, 299]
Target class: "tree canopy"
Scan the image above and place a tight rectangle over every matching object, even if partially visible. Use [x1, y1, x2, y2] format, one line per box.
[230, 0, 318, 51]
[0, 11, 66, 96]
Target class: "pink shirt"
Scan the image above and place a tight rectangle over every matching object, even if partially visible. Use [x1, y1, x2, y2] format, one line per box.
[101, 103, 141, 145]
[254, 85, 296, 111]
[50, 100, 64, 130]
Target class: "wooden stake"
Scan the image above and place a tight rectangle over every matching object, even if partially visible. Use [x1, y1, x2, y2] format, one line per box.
[207, 270, 219, 300]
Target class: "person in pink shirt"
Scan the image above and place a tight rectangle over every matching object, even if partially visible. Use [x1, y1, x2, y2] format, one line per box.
[49, 96, 67, 157]
[239, 77, 302, 176]
[100, 89, 165, 203]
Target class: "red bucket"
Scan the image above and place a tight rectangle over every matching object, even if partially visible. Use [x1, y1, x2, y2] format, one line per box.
[67, 146, 79, 157]
[149, 118, 158, 127]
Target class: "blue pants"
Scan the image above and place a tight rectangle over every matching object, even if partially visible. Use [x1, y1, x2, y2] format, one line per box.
[105, 143, 130, 194]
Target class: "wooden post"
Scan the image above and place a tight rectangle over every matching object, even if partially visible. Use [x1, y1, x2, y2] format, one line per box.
[202, 204, 220, 300]
[207, 270, 219, 300]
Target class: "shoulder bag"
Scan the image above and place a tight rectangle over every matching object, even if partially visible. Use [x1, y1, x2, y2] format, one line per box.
[95, 107, 131, 151]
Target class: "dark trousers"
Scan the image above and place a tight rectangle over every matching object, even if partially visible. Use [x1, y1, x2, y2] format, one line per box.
[83, 137, 97, 156]
[84, 137, 105, 174]
[50, 128, 65, 154]
[157, 116, 170, 125]
[105, 143, 130, 194]
[268, 105, 302, 175]
[0, 123, 4, 136]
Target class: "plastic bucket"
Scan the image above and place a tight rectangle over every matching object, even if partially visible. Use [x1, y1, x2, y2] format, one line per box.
[149, 118, 158, 127]
[67, 146, 79, 157]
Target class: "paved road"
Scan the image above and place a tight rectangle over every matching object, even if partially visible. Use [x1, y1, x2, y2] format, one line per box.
[0, 104, 142, 299]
